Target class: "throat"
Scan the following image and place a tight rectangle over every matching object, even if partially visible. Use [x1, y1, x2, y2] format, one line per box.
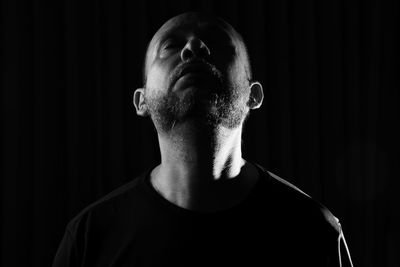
[149, 160, 259, 212]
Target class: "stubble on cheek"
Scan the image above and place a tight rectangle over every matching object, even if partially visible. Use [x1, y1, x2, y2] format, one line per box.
[144, 84, 248, 134]
[143, 67, 250, 134]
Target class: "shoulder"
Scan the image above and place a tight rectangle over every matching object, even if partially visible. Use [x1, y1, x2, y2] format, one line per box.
[252, 162, 342, 235]
[65, 167, 152, 235]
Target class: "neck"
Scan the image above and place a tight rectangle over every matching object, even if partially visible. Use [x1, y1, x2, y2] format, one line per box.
[150, 121, 258, 212]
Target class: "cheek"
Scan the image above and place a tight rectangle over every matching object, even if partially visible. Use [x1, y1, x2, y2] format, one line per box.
[227, 62, 248, 85]
[146, 65, 168, 91]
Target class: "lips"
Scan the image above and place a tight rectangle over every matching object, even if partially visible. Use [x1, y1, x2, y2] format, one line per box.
[171, 62, 216, 87]
[178, 63, 213, 78]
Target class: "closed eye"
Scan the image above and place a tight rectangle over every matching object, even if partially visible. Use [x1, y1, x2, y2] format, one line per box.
[211, 43, 236, 55]
[158, 39, 184, 58]
[162, 40, 183, 50]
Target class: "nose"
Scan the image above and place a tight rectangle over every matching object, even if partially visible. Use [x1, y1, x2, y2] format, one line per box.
[180, 37, 211, 62]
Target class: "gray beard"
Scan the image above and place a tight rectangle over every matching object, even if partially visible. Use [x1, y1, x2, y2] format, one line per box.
[144, 80, 250, 134]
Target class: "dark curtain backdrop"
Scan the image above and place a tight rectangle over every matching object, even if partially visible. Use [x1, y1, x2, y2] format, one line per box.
[1, 0, 399, 266]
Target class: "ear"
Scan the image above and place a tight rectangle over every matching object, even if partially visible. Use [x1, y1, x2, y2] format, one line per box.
[247, 81, 264, 110]
[133, 88, 149, 117]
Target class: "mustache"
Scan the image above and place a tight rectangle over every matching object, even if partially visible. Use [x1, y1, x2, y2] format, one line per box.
[167, 59, 224, 91]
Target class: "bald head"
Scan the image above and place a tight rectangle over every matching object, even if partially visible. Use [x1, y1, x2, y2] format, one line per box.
[142, 12, 252, 86]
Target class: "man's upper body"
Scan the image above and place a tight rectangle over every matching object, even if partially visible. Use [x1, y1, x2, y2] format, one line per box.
[53, 161, 353, 267]
[53, 12, 353, 266]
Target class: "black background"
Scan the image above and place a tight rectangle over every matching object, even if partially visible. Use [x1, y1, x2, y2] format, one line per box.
[1, 0, 399, 266]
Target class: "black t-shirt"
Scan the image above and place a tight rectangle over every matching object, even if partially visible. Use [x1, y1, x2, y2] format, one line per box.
[53, 162, 353, 267]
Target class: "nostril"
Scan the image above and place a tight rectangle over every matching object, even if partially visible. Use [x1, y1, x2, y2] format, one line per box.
[180, 38, 210, 61]
[181, 47, 194, 61]
[200, 46, 210, 58]
[200, 42, 211, 57]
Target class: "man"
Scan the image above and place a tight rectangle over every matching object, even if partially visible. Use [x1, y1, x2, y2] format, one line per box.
[53, 12, 353, 266]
